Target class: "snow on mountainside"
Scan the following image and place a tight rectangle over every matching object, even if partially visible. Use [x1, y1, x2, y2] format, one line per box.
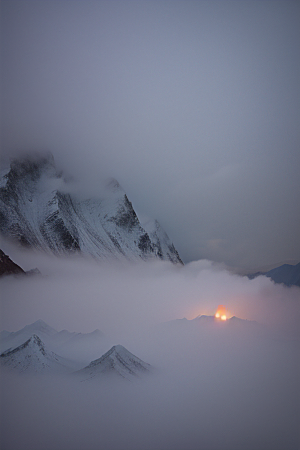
[0, 320, 106, 364]
[0, 334, 74, 374]
[0, 319, 58, 353]
[0, 152, 182, 263]
[142, 219, 183, 264]
[76, 345, 151, 381]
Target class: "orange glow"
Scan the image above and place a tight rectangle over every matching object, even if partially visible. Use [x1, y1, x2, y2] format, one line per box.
[215, 305, 227, 320]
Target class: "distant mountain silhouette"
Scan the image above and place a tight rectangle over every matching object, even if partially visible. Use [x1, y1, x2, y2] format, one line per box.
[248, 262, 300, 287]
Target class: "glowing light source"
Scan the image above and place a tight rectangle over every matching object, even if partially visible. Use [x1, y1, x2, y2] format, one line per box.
[215, 305, 227, 321]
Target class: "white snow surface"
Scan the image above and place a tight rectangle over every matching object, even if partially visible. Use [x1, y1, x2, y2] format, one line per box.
[0, 153, 182, 263]
[0, 319, 57, 353]
[0, 334, 75, 374]
[141, 218, 183, 264]
[0, 320, 106, 364]
[76, 344, 151, 381]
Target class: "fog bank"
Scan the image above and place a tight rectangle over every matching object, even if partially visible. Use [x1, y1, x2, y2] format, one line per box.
[1, 248, 299, 450]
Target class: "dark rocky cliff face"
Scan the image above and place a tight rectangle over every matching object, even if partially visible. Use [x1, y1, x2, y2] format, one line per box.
[0, 249, 25, 276]
[0, 153, 183, 264]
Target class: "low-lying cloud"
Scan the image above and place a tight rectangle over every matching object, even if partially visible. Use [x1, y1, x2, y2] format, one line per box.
[1, 247, 299, 339]
[0, 248, 299, 450]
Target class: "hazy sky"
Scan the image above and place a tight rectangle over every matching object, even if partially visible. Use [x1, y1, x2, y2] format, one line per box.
[1, 0, 299, 270]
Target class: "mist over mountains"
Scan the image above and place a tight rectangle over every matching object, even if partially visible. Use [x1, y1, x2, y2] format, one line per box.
[0, 333, 75, 374]
[0, 320, 151, 380]
[0, 152, 182, 264]
[1, 310, 299, 450]
[0, 319, 108, 366]
[1, 0, 299, 448]
[0, 229, 299, 450]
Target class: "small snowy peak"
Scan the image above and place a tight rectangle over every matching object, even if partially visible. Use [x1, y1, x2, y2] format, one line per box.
[26, 319, 57, 334]
[0, 319, 58, 353]
[0, 334, 73, 374]
[0, 320, 106, 363]
[0, 334, 46, 356]
[17, 319, 57, 339]
[76, 345, 151, 381]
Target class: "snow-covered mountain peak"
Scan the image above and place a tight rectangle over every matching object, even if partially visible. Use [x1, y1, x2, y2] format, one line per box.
[0, 334, 46, 357]
[7, 151, 57, 187]
[0, 320, 107, 365]
[76, 344, 151, 381]
[0, 151, 183, 263]
[0, 333, 74, 374]
[22, 319, 58, 336]
[0, 320, 58, 354]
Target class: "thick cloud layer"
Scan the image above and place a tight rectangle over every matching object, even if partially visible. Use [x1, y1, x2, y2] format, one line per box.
[1, 0, 300, 270]
[1, 246, 299, 339]
[0, 250, 299, 450]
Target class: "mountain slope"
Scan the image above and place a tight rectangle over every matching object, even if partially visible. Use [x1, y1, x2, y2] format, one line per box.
[0, 248, 25, 276]
[248, 262, 300, 287]
[0, 334, 74, 374]
[0, 319, 58, 353]
[76, 345, 151, 381]
[264, 262, 300, 287]
[142, 219, 183, 264]
[0, 152, 182, 263]
[0, 320, 106, 365]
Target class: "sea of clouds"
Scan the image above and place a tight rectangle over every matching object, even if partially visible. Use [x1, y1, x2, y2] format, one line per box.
[0, 247, 299, 450]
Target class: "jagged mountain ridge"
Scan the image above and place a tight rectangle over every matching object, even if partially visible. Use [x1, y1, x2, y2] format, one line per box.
[0, 330, 151, 380]
[0, 319, 106, 363]
[0, 152, 183, 264]
[0, 334, 74, 374]
[142, 218, 182, 264]
[0, 319, 58, 353]
[76, 344, 151, 381]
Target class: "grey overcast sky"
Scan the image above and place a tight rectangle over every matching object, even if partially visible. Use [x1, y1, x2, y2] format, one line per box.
[1, 0, 299, 271]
